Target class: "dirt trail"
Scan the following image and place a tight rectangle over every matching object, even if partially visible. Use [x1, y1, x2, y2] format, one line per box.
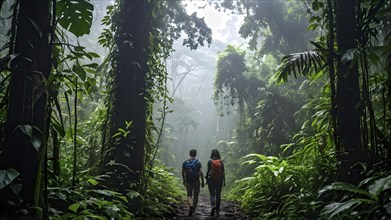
[173, 193, 250, 220]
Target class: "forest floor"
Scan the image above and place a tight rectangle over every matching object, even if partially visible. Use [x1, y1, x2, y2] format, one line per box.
[172, 192, 250, 220]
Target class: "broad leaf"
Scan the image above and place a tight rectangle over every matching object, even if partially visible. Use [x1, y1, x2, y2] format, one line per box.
[126, 190, 140, 199]
[57, 0, 94, 37]
[31, 137, 41, 152]
[10, 183, 22, 194]
[17, 124, 33, 137]
[319, 182, 377, 201]
[87, 178, 99, 186]
[322, 201, 359, 218]
[68, 203, 81, 213]
[73, 63, 87, 81]
[0, 169, 20, 190]
[118, 195, 128, 203]
[368, 175, 391, 196]
[51, 118, 66, 138]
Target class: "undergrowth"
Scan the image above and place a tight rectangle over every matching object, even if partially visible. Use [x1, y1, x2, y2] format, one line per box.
[48, 161, 183, 220]
[319, 171, 391, 219]
[227, 153, 325, 219]
[141, 161, 184, 218]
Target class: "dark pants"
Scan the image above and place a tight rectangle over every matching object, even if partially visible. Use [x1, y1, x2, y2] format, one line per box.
[207, 179, 223, 211]
[186, 180, 200, 210]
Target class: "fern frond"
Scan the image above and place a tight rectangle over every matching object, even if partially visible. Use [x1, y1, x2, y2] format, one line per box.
[276, 50, 327, 83]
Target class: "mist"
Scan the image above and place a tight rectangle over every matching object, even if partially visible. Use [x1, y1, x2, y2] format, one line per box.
[158, 2, 249, 173]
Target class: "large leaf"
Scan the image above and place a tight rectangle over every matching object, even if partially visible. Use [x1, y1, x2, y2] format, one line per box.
[126, 190, 140, 199]
[368, 175, 391, 196]
[17, 124, 33, 137]
[68, 203, 81, 213]
[16, 125, 42, 151]
[56, 0, 93, 37]
[0, 169, 20, 190]
[321, 200, 360, 218]
[319, 182, 377, 201]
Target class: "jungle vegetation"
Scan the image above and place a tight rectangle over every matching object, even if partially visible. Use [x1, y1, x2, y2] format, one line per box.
[0, 0, 390, 219]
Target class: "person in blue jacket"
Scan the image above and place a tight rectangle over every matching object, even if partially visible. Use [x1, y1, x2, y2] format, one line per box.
[182, 149, 205, 216]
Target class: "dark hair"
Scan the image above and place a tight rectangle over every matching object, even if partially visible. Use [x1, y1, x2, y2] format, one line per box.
[189, 149, 197, 157]
[210, 149, 221, 159]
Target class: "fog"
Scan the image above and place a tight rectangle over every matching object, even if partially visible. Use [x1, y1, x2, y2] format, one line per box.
[71, 0, 243, 173]
[161, 40, 236, 172]
[160, 3, 246, 173]
[78, 0, 272, 176]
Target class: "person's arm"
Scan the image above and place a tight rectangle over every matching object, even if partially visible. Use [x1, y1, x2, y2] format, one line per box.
[205, 160, 211, 179]
[222, 161, 226, 186]
[182, 163, 186, 186]
[199, 167, 205, 187]
[207, 160, 211, 174]
[205, 160, 211, 184]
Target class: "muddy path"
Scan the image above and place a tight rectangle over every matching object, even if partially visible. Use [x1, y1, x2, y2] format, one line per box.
[172, 192, 250, 220]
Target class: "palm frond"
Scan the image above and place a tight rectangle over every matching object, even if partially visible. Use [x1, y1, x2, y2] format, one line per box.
[276, 50, 327, 83]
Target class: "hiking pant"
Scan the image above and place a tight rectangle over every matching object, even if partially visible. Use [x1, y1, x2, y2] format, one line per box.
[208, 179, 223, 211]
[186, 180, 200, 210]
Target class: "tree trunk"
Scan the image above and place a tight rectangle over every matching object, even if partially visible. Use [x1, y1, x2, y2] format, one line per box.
[335, 0, 367, 184]
[0, 0, 50, 216]
[104, 0, 152, 195]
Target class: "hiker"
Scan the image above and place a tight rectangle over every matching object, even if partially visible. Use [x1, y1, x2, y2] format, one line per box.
[182, 149, 205, 216]
[205, 149, 225, 217]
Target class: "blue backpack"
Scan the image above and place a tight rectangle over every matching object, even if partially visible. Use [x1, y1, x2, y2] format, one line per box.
[185, 159, 199, 182]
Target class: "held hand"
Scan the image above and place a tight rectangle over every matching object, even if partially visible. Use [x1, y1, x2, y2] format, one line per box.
[201, 182, 205, 188]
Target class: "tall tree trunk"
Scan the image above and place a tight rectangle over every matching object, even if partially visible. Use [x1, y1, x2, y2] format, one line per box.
[335, 0, 367, 184]
[0, 0, 50, 216]
[104, 0, 152, 196]
[327, 0, 339, 152]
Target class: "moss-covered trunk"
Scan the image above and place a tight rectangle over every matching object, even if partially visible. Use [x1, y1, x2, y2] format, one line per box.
[104, 0, 152, 195]
[0, 0, 50, 216]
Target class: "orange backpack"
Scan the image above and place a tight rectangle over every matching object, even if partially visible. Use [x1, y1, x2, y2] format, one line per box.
[210, 159, 222, 180]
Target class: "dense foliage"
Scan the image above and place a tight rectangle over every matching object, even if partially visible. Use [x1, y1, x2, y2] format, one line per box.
[213, 0, 391, 219]
[0, 0, 390, 219]
[0, 0, 209, 219]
